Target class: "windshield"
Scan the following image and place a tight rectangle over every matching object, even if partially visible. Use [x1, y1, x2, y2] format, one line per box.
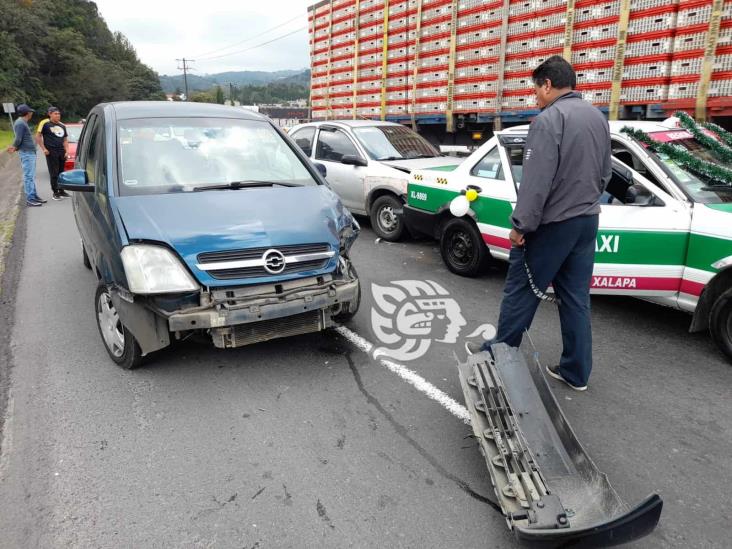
[67, 125, 83, 143]
[647, 132, 730, 204]
[352, 125, 440, 161]
[117, 117, 317, 196]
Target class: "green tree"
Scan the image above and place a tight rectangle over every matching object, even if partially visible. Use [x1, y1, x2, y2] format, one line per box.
[214, 85, 224, 104]
[0, 0, 165, 118]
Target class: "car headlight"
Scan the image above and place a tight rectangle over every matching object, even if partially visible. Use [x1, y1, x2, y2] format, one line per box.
[121, 244, 199, 294]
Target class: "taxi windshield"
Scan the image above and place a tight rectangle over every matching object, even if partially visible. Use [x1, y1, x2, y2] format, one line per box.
[648, 132, 731, 204]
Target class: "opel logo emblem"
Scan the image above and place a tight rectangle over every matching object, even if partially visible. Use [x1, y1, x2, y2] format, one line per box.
[263, 249, 286, 274]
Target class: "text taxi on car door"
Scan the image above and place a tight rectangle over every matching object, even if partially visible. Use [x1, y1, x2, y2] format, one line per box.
[404, 120, 732, 362]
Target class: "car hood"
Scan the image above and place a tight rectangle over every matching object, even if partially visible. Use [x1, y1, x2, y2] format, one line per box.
[380, 156, 460, 173]
[114, 185, 354, 286]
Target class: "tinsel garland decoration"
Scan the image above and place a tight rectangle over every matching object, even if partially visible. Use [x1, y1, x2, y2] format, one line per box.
[674, 111, 732, 165]
[620, 126, 732, 186]
[702, 121, 732, 148]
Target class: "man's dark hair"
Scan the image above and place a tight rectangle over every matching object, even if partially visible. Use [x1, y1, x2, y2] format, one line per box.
[532, 56, 577, 89]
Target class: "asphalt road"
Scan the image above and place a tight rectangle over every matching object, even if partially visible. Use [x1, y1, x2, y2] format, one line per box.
[0, 159, 730, 548]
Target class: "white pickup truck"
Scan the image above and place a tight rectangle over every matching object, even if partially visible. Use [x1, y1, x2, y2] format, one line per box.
[404, 121, 732, 362]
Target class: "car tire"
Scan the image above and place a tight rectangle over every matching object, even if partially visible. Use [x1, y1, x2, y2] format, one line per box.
[82, 241, 92, 270]
[710, 287, 732, 363]
[333, 262, 360, 324]
[95, 283, 143, 369]
[370, 195, 405, 242]
[440, 217, 487, 277]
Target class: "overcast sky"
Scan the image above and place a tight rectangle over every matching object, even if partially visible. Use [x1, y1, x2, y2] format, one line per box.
[94, 0, 314, 76]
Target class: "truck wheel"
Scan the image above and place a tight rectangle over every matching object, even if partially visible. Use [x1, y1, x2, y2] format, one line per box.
[370, 195, 405, 242]
[440, 217, 487, 277]
[82, 241, 91, 270]
[710, 288, 732, 363]
[95, 283, 143, 369]
[333, 263, 360, 323]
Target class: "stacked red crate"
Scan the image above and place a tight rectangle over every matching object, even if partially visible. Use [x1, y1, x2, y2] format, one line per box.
[453, 0, 504, 113]
[500, 0, 567, 111]
[620, 0, 677, 105]
[669, 0, 732, 109]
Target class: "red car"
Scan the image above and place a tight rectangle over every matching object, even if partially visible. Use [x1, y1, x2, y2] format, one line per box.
[64, 123, 84, 171]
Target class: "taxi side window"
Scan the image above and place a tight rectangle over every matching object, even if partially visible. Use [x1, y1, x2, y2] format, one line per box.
[611, 141, 667, 193]
[291, 127, 315, 157]
[470, 146, 504, 180]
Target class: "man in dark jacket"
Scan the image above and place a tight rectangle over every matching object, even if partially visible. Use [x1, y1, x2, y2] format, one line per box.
[467, 56, 612, 391]
[6, 104, 45, 207]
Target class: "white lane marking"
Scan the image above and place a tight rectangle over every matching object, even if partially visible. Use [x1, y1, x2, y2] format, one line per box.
[335, 326, 471, 424]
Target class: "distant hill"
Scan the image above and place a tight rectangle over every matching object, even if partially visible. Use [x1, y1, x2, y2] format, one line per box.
[160, 69, 310, 93]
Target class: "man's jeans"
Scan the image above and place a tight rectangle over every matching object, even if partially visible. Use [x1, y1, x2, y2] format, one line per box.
[482, 215, 599, 387]
[18, 150, 41, 202]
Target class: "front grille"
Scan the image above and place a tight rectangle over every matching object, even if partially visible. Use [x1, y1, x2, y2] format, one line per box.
[197, 243, 332, 280]
[198, 243, 330, 264]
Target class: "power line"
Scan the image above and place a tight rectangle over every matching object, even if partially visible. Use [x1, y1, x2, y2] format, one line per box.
[194, 26, 307, 64]
[192, 14, 304, 60]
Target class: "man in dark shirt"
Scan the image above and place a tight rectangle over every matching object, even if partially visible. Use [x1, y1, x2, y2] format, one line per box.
[7, 104, 45, 207]
[36, 106, 70, 200]
[467, 56, 612, 392]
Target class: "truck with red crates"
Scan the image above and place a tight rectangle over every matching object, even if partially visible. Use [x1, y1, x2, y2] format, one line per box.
[308, 0, 732, 142]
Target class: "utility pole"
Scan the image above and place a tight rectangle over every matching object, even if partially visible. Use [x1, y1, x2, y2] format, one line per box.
[176, 58, 194, 100]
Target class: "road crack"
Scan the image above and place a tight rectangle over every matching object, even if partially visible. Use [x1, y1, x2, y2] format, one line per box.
[344, 351, 501, 513]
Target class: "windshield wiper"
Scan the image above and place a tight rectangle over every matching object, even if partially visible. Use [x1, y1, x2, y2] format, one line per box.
[377, 156, 403, 161]
[193, 180, 297, 192]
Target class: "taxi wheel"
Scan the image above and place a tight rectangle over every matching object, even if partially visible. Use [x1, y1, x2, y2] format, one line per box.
[82, 241, 91, 270]
[95, 283, 143, 369]
[710, 288, 732, 363]
[371, 195, 404, 242]
[440, 217, 487, 277]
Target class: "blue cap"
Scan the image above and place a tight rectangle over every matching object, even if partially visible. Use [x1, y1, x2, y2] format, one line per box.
[16, 104, 35, 115]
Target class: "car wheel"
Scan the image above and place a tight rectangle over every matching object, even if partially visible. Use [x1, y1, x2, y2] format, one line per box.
[440, 217, 487, 277]
[710, 287, 732, 363]
[371, 195, 405, 242]
[333, 262, 360, 324]
[95, 283, 143, 369]
[82, 241, 91, 270]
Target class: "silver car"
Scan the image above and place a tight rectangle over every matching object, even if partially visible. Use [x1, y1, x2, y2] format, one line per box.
[289, 121, 457, 241]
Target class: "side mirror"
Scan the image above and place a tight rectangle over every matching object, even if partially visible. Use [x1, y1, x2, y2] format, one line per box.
[625, 184, 660, 206]
[58, 169, 95, 192]
[341, 154, 368, 167]
[314, 162, 327, 178]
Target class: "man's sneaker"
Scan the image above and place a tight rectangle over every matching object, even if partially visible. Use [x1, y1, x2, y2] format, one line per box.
[58, 190, 71, 198]
[26, 200, 42, 207]
[52, 193, 63, 201]
[465, 341, 484, 356]
[545, 364, 587, 392]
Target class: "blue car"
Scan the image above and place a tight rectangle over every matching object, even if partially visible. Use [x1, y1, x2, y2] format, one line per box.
[59, 102, 360, 369]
